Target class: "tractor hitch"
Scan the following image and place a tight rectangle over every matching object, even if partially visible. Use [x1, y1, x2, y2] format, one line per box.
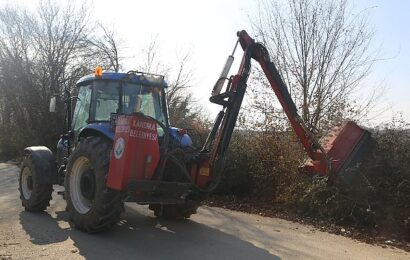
[126, 180, 193, 204]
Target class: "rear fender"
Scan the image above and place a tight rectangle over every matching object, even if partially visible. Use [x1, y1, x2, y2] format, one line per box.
[78, 123, 114, 141]
[23, 146, 58, 185]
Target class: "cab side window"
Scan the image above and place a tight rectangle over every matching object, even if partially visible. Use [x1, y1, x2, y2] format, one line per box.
[72, 85, 92, 136]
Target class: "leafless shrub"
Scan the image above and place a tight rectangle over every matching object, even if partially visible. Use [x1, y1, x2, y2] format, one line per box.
[299, 116, 410, 234]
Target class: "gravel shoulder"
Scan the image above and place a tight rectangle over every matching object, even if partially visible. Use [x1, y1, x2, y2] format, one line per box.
[0, 163, 408, 260]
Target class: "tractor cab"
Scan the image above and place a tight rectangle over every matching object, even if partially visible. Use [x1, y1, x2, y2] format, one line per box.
[71, 69, 170, 143]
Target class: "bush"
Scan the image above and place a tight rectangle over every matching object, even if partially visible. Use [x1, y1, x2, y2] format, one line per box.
[215, 131, 254, 196]
[298, 118, 410, 235]
[219, 117, 409, 238]
[216, 127, 306, 200]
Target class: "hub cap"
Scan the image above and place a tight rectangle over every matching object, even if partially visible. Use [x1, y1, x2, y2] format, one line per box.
[21, 167, 33, 200]
[80, 170, 96, 200]
[70, 157, 96, 214]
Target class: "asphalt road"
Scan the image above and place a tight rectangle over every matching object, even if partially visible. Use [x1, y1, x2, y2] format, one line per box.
[0, 162, 408, 260]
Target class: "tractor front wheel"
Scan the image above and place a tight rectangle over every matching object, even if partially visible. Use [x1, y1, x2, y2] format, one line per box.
[65, 136, 124, 232]
[19, 156, 53, 211]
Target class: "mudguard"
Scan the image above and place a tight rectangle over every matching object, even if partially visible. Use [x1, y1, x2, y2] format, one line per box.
[78, 123, 114, 141]
[23, 146, 58, 184]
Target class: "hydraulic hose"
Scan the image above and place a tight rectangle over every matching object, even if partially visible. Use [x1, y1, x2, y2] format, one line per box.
[155, 145, 222, 193]
[167, 152, 223, 193]
[145, 114, 220, 192]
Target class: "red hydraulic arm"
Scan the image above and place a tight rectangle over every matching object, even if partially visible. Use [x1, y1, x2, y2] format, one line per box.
[236, 31, 329, 168]
[202, 30, 330, 180]
[201, 29, 373, 190]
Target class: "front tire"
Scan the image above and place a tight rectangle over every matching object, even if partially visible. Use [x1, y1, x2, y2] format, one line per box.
[65, 136, 124, 232]
[19, 156, 53, 212]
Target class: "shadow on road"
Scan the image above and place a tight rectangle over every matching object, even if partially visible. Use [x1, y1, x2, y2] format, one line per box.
[19, 204, 280, 260]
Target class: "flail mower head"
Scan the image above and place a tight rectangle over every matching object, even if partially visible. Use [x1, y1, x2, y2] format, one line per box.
[301, 121, 375, 184]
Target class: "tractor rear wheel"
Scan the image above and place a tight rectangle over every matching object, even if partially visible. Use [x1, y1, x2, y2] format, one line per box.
[149, 202, 198, 220]
[19, 156, 53, 211]
[65, 136, 124, 232]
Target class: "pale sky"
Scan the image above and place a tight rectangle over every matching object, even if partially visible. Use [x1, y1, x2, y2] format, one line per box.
[2, 0, 410, 124]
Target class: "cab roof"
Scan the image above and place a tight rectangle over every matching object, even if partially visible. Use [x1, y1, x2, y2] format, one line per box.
[76, 71, 168, 88]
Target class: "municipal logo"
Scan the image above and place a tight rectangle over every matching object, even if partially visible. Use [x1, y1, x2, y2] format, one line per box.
[114, 137, 125, 159]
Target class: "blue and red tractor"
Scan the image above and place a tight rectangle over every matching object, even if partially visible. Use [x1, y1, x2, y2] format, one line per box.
[19, 31, 374, 233]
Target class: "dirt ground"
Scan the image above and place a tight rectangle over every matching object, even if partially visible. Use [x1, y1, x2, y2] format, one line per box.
[0, 163, 409, 260]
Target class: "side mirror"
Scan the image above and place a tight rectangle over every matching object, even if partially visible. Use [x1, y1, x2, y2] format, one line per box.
[49, 96, 57, 113]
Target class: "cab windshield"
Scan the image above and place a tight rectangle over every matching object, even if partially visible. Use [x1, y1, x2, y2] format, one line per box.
[91, 80, 166, 125]
[71, 80, 166, 136]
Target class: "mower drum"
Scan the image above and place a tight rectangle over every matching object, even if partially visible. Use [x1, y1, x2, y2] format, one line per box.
[301, 121, 374, 182]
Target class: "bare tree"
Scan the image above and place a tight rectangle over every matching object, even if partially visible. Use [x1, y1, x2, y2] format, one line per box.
[0, 5, 47, 154]
[34, 0, 91, 95]
[87, 24, 122, 72]
[137, 36, 169, 75]
[136, 40, 210, 145]
[251, 0, 377, 131]
[136, 40, 196, 124]
[0, 1, 118, 158]
[166, 51, 196, 126]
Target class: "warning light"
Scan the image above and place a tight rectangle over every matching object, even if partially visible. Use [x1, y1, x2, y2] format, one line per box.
[95, 66, 103, 77]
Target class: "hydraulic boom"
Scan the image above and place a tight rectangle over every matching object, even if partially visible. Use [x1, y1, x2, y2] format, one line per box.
[203, 30, 373, 182]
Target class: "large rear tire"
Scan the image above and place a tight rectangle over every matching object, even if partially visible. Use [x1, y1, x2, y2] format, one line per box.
[19, 157, 53, 211]
[65, 136, 124, 233]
